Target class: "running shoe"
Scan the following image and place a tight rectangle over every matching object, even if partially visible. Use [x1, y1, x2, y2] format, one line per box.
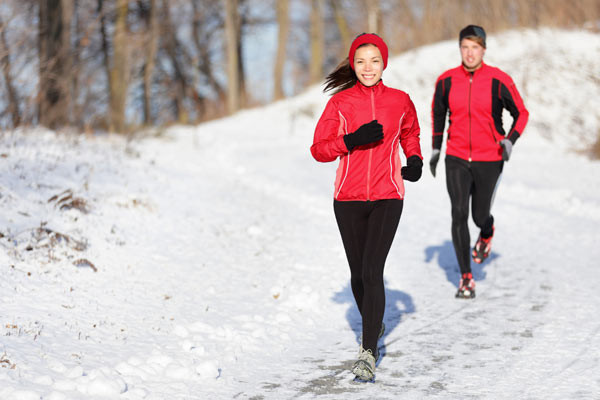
[351, 346, 376, 381]
[472, 230, 494, 264]
[456, 272, 476, 299]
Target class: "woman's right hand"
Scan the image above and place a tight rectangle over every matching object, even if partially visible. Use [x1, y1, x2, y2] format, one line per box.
[343, 120, 384, 151]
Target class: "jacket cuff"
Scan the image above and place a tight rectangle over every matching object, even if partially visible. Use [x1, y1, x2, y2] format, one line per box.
[342, 135, 353, 152]
[508, 130, 520, 144]
[432, 134, 443, 150]
[407, 155, 423, 166]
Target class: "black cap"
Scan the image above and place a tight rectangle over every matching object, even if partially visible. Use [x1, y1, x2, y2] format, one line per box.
[459, 25, 486, 48]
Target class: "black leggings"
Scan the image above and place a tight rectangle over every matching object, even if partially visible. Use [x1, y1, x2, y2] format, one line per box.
[445, 155, 503, 275]
[333, 199, 403, 355]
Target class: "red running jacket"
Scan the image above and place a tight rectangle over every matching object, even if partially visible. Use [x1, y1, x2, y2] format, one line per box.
[311, 80, 422, 201]
[432, 62, 529, 161]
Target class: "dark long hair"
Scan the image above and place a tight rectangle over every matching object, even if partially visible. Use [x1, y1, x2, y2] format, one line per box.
[323, 57, 357, 95]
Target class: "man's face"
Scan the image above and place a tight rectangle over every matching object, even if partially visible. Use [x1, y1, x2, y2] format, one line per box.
[460, 38, 485, 71]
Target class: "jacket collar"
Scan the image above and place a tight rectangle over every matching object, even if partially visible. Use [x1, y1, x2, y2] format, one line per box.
[354, 79, 386, 95]
[460, 61, 487, 77]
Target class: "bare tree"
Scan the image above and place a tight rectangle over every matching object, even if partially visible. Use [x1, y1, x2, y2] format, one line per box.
[309, 0, 324, 84]
[330, 0, 351, 52]
[273, 0, 289, 100]
[191, 0, 225, 115]
[365, 0, 380, 33]
[224, 0, 240, 113]
[385, 0, 417, 53]
[108, 0, 129, 133]
[38, 0, 73, 129]
[140, 0, 158, 125]
[98, 0, 111, 107]
[70, 0, 84, 129]
[0, 15, 21, 128]
[237, 0, 250, 107]
[3, 0, 599, 131]
[162, 0, 193, 123]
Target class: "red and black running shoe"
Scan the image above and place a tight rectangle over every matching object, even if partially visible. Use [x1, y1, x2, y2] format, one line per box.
[472, 229, 493, 264]
[456, 273, 476, 299]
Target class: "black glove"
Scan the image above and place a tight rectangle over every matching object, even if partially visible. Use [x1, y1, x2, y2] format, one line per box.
[430, 149, 441, 177]
[343, 120, 384, 151]
[401, 155, 423, 182]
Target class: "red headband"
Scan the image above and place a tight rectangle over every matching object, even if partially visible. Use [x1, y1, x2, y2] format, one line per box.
[348, 33, 389, 70]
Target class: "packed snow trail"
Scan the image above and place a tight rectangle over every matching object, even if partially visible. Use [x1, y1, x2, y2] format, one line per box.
[1, 28, 600, 399]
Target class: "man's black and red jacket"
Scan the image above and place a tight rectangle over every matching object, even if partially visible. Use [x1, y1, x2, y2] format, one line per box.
[431, 62, 529, 161]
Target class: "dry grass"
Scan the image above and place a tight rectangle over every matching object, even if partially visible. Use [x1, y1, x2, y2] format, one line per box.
[73, 258, 97, 272]
[48, 189, 89, 213]
[0, 353, 16, 369]
[592, 131, 600, 159]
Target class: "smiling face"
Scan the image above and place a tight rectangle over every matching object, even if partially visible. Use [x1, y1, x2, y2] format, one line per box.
[460, 38, 486, 71]
[353, 44, 383, 87]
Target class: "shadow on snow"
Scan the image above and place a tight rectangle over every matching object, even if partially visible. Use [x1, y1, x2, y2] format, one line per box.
[332, 280, 415, 364]
[424, 239, 499, 287]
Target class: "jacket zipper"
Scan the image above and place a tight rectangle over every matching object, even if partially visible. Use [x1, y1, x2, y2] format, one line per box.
[367, 87, 376, 200]
[468, 73, 473, 162]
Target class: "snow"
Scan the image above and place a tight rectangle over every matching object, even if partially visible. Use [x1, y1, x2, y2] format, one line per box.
[1, 28, 600, 399]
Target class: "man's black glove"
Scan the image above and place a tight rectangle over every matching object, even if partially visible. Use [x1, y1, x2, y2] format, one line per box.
[343, 120, 384, 151]
[401, 155, 423, 182]
[430, 149, 441, 177]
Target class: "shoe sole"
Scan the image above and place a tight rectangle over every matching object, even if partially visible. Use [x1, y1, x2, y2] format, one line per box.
[352, 360, 374, 381]
[472, 250, 489, 264]
[455, 291, 476, 299]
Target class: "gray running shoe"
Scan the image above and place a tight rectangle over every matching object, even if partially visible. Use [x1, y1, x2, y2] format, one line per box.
[351, 346, 376, 381]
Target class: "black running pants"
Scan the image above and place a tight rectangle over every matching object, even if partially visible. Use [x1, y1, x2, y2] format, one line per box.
[445, 155, 503, 275]
[333, 199, 403, 355]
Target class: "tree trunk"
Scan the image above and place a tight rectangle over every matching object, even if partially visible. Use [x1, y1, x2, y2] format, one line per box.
[38, 0, 73, 130]
[142, 0, 158, 125]
[109, 0, 129, 133]
[273, 0, 289, 101]
[161, 0, 184, 122]
[421, 0, 444, 45]
[365, 0, 381, 34]
[98, 0, 111, 106]
[162, 0, 206, 123]
[390, 0, 416, 52]
[237, 2, 247, 107]
[224, 0, 240, 114]
[191, 0, 225, 109]
[71, 0, 83, 130]
[0, 16, 21, 128]
[309, 0, 323, 84]
[330, 0, 350, 54]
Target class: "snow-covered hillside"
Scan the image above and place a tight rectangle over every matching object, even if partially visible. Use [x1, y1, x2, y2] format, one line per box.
[1, 28, 599, 399]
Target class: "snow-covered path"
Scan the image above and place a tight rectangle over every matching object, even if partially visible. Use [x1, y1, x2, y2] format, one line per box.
[1, 28, 600, 399]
